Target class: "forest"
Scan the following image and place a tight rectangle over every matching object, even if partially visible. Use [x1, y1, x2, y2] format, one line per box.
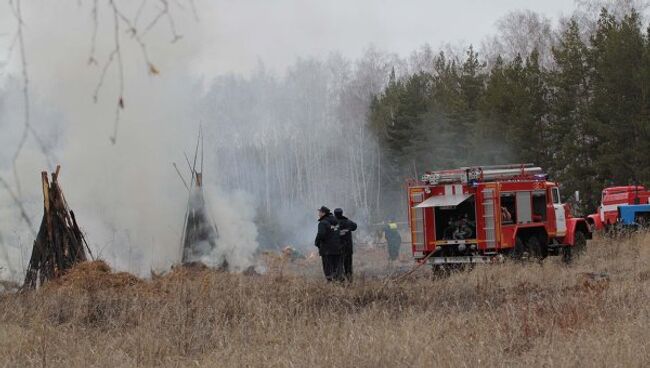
[370, 7, 650, 215]
[198, 3, 650, 249]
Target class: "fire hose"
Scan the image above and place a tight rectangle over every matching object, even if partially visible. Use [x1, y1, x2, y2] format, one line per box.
[388, 251, 435, 284]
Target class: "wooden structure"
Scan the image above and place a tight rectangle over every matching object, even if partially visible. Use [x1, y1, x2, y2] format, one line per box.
[23, 166, 91, 288]
[181, 172, 218, 263]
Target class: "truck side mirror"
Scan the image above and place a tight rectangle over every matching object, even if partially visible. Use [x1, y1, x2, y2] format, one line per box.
[574, 191, 580, 203]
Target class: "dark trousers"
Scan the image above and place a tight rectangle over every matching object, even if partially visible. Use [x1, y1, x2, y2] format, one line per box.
[388, 242, 400, 261]
[321, 255, 344, 282]
[343, 252, 353, 282]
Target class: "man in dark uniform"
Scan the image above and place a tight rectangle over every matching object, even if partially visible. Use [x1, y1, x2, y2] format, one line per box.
[315, 206, 344, 282]
[334, 208, 357, 282]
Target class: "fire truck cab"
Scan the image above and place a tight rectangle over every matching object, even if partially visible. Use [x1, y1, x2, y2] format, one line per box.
[407, 164, 591, 265]
[587, 186, 650, 231]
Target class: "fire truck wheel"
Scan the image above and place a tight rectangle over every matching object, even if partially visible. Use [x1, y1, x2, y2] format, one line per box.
[431, 264, 465, 278]
[512, 237, 525, 260]
[513, 236, 543, 261]
[604, 223, 616, 238]
[562, 247, 572, 264]
[525, 236, 543, 260]
[431, 265, 447, 278]
[573, 231, 587, 254]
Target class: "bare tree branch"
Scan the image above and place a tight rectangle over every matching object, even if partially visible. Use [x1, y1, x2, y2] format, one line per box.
[10, 0, 31, 197]
[108, 0, 125, 145]
[134, 0, 148, 27]
[4, 0, 197, 197]
[86, 0, 191, 144]
[87, 0, 99, 65]
[0, 176, 36, 237]
[5, 0, 57, 198]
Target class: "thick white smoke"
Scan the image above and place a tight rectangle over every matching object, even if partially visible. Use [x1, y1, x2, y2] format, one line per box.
[0, 2, 253, 279]
[201, 186, 259, 271]
[0, 1, 401, 281]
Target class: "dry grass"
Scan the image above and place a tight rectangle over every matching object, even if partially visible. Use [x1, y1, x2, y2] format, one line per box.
[1, 236, 649, 367]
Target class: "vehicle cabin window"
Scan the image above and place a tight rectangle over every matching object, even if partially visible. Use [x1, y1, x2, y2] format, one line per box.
[500, 193, 516, 224]
[532, 191, 547, 222]
[552, 188, 561, 204]
[411, 192, 424, 203]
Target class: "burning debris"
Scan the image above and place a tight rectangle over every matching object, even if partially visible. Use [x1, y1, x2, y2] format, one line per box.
[178, 129, 220, 266]
[180, 172, 218, 264]
[175, 128, 260, 272]
[23, 166, 92, 289]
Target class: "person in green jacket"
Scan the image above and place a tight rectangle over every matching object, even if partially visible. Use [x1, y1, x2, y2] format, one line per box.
[384, 219, 401, 264]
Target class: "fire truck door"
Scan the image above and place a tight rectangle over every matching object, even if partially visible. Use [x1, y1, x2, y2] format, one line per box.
[552, 188, 567, 236]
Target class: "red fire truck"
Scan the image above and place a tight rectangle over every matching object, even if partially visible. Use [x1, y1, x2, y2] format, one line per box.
[406, 164, 591, 265]
[586, 186, 650, 231]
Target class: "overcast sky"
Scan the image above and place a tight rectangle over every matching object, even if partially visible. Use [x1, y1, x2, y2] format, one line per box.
[192, 0, 576, 74]
[0, 0, 578, 77]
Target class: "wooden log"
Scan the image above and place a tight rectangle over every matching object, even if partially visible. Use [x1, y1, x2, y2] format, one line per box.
[53, 165, 61, 180]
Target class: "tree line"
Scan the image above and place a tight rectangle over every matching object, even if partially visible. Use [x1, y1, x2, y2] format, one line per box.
[369, 8, 650, 214]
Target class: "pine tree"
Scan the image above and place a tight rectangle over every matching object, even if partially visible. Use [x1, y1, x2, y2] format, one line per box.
[589, 9, 645, 188]
[475, 55, 514, 163]
[636, 25, 650, 182]
[523, 49, 550, 168]
[367, 7, 650, 217]
[369, 69, 432, 190]
[549, 19, 597, 212]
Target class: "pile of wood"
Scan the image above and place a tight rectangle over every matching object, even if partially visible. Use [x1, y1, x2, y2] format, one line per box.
[176, 129, 219, 265]
[24, 166, 91, 289]
[181, 172, 218, 263]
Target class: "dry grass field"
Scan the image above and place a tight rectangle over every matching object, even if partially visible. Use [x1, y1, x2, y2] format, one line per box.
[1, 235, 649, 368]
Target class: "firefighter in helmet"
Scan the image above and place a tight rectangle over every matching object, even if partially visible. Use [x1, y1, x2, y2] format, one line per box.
[384, 218, 401, 265]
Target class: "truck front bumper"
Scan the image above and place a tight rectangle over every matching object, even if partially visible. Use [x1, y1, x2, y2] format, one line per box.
[428, 255, 504, 265]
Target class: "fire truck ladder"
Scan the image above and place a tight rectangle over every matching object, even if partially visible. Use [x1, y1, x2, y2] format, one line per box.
[421, 163, 544, 185]
[482, 188, 497, 250]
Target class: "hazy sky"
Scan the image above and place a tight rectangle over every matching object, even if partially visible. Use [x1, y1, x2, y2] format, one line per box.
[193, 0, 576, 75]
[0, 0, 578, 77]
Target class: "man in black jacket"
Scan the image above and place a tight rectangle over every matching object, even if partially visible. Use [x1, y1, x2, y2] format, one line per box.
[334, 208, 357, 282]
[315, 206, 343, 282]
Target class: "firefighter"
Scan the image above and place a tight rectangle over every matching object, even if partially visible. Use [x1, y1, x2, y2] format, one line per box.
[334, 208, 357, 282]
[443, 217, 456, 239]
[384, 219, 402, 265]
[453, 214, 475, 240]
[315, 206, 344, 282]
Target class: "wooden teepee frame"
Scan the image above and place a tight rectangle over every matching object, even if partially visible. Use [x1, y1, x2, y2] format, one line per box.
[23, 166, 92, 288]
[177, 128, 219, 264]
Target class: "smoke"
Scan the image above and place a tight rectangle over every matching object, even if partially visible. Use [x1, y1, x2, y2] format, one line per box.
[0, 2, 214, 278]
[195, 53, 396, 252]
[0, 1, 518, 281]
[201, 186, 259, 271]
[0, 1, 384, 280]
